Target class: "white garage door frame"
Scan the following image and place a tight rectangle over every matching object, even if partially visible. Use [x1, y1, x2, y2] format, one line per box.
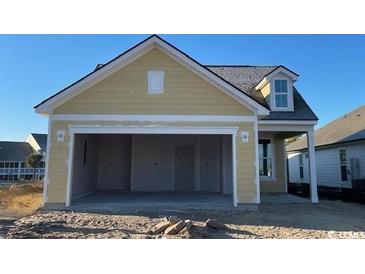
[65, 125, 239, 207]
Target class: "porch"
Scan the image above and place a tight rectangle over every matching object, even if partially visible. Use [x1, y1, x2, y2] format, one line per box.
[258, 120, 318, 203]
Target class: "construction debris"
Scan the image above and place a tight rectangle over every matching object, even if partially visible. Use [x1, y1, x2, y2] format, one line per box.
[164, 220, 186, 235]
[147, 217, 226, 238]
[149, 221, 171, 235]
[168, 216, 181, 225]
[205, 219, 227, 230]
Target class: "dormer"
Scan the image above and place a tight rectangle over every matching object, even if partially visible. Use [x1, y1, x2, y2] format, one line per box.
[255, 66, 299, 112]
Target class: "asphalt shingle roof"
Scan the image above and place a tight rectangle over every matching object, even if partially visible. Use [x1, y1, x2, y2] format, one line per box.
[206, 65, 318, 121]
[0, 142, 35, 162]
[287, 105, 365, 151]
[31, 133, 47, 152]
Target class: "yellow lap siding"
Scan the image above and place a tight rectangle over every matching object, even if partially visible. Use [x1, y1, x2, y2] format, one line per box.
[46, 121, 257, 204]
[236, 124, 257, 203]
[53, 48, 253, 116]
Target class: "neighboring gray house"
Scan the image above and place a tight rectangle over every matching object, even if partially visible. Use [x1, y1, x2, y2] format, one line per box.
[0, 133, 47, 181]
[287, 105, 365, 191]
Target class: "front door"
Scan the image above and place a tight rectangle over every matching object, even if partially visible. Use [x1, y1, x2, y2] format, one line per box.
[175, 145, 194, 192]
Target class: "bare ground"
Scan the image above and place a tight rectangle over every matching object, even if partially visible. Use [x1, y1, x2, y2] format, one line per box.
[1, 183, 365, 239]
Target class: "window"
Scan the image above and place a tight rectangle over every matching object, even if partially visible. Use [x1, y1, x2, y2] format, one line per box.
[299, 154, 304, 179]
[339, 149, 347, 181]
[274, 79, 288, 108]
[147, 71, 165, 94]
[259, 139, 273, 177]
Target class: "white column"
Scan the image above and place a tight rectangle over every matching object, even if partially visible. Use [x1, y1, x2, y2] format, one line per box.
[307, 129, 318, 203]
[232, 133, 238, 207]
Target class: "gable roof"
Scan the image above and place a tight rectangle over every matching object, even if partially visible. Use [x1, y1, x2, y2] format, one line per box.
[207, 66, 318, 121]
[30, 133, 47, 152]
[287, 105, 365, 151]
[0, 142, 35, 162]
[35, 35, 270, 116]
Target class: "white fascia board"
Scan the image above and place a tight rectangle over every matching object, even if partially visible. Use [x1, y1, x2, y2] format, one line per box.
[258, 120, 317, 125]
[51, 114, 256, 123]
[36, 36, 269, 116]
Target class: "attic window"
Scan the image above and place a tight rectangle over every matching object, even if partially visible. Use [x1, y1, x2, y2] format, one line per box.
[274, 79, 289, 108]
[147, 71, 165, 94]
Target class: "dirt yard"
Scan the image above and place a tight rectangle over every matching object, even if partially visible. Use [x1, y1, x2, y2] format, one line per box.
[1, 183, 365, 239]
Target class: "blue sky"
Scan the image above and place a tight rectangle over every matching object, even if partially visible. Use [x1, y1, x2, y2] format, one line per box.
[0, 34, 364, 141]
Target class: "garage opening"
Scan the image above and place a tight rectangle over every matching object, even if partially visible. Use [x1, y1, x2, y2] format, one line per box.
[69, 134, 234, 206]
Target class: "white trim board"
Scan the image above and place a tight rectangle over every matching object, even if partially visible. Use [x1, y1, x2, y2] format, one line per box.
[35, 35, 269, 116]
[258, 120, 317, 125]
[51, 114, 257, 123]
[68, 125, 239, 135]
[65, 125, 239, 207]
[258, 124, 315, 132]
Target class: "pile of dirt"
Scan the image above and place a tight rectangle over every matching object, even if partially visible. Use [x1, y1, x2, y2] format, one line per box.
[0, 181, 43, 217]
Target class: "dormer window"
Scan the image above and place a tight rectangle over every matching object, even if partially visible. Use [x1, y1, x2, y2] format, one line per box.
[274, 79, 288, 108]
[147, 71, 165, 94]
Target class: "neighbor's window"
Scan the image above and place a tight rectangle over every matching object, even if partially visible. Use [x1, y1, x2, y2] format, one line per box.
[339, 149, 347, 181]
[259, 139, 273, 177]
[274, 79, 288, 108]
[147, 71, 165, 94]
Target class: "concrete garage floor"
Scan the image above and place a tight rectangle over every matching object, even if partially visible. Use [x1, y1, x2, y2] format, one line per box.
[72, 191, 234, 210]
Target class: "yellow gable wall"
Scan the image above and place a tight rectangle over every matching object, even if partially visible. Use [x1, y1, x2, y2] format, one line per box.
[54, 48, 253, 115]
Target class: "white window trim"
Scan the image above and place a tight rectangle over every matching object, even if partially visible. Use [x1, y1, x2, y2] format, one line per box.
[270, 78, 294, 112]
[259, 136, 276, 182]
[147, 71, 165, 94]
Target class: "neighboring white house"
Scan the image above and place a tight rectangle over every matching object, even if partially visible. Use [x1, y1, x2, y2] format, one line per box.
[0, 133, 47, 181]
[287, 105, 365, 190]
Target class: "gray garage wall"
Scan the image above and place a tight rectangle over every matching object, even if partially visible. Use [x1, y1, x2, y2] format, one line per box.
[131, 134, 197, 191]
[71, 134, 233, 196]
[130, 134, 231, 193]
[97, 135, 132, 190]
[71, 134, 100, 196]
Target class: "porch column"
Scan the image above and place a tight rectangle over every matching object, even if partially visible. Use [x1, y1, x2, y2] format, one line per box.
[306, 129, 318, 203]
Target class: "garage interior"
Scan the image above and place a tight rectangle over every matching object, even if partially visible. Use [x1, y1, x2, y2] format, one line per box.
[70, 134, 233, 206]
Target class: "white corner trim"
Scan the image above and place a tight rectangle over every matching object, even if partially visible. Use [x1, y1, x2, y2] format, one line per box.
[42, 117, 52, 204]
[65, 133, 75, 207]
[51, 114, 257, 123]
[254, 117, 260, 204]
[232, 132, 238, 207]
[35, 35, 269, 116]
